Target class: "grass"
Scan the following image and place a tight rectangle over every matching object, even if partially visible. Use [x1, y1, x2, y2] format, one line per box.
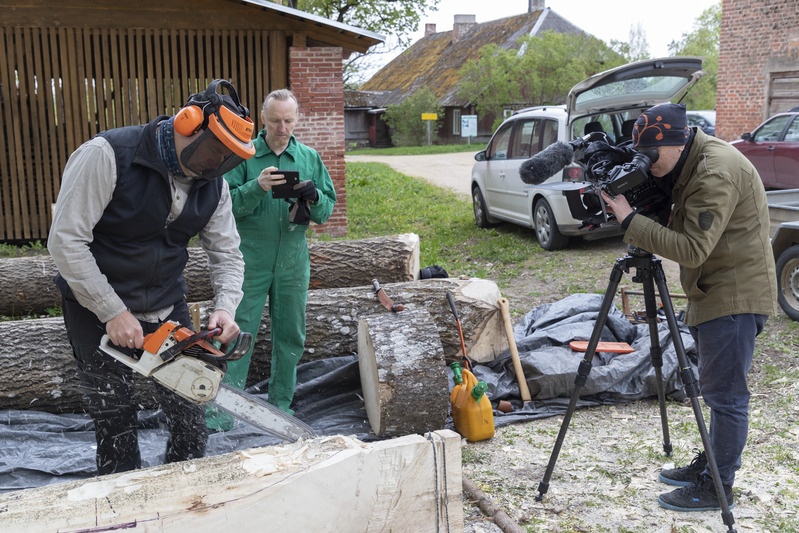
[344, 160, 540, 287]
[0, 240, 47, 257]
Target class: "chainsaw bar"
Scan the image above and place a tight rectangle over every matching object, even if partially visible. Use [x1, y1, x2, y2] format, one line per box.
[213, 384, 317, 441]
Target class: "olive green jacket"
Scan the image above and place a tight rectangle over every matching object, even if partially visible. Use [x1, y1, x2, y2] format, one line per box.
[624, 129, 778, 326]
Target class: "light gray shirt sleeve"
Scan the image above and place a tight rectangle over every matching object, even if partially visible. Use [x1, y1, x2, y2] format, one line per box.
[199, 180, 245, 316]
[47, 137, 128, 323]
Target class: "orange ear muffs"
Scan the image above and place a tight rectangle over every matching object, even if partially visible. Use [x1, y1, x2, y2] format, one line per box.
[174, 105, 205, 136]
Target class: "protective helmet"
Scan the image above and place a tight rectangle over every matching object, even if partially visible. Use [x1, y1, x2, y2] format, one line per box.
[174, 79, 256, 179]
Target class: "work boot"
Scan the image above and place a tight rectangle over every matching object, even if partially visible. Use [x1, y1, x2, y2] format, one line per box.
[658, 475, 734, 512]
[659, 449, 706, 486]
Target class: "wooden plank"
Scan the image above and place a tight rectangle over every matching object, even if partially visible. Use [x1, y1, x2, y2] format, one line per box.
[48, 28, 67, 203]
[152, 30, 165, 115]
[186, 29, 197, 98]
[95, 29, 114, 131]
[0, 430, 464, 533]
[0, 28, 15, 239]
[60, 28, 80, 156]
[78, 29, 92, 142]
[270, 31, 287, 91]
[28, 28, 48, 237]
[124, 30, 138, 125]
[11, 28, 30, 238]
[42, 28, 62, 220]
[83, 31, 101, 137]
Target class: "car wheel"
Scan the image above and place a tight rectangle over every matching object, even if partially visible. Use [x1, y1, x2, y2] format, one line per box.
[533, 198, 569, 250]
[776, 244, 799, 321]
[473, 187, 493, 228]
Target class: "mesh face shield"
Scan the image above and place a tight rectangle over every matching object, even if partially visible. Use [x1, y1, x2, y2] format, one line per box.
[176, 80, 256, 179]
[180, 128, 248, 180]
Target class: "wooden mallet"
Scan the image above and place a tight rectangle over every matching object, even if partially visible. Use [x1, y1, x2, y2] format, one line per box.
[498, 297, 532, 402]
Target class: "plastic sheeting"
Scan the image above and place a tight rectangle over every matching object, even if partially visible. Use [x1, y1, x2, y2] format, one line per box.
[0, 293, 696, 493]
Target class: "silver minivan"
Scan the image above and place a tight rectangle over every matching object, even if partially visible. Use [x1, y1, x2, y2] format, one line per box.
[471, 57, 705, 250]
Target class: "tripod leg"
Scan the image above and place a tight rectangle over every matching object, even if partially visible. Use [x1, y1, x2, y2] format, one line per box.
[640, 271, 672, 456]
[535, 259, 625, 501]
[652, 264, 737, 532]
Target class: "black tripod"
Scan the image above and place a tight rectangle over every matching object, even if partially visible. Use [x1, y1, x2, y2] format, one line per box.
[534, 246, 737, 532]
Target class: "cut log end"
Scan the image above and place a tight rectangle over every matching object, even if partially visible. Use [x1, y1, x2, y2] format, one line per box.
[357, 307, 450, 438]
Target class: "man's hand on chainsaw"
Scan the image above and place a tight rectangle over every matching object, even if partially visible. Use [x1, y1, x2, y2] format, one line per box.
[106, 310, 144, 349]
[207, 309, 240, 344]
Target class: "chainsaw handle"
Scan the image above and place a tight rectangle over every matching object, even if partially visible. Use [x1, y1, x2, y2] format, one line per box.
[221, 332, 253, 361]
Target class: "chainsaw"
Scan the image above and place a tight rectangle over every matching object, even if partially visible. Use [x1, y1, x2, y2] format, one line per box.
[99, 321, 317, 442]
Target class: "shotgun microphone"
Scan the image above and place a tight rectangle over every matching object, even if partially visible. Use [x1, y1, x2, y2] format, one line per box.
[519, 142, 575, 185]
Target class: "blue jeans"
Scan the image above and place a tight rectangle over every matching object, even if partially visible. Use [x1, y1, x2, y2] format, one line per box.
[691, 313, 767, 487]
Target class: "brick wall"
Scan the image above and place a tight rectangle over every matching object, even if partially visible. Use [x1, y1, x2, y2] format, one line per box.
[717, 0, 799, 141]
[289, 47, 348, 237]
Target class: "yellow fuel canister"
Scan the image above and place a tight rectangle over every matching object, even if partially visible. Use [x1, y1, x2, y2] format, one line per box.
[450, 362, 495, 442]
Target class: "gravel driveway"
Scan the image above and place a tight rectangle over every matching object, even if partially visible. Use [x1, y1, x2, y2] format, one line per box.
[345, 152, 477, 198]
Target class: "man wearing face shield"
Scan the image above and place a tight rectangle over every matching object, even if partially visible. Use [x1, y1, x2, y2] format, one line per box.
[47, 79, 253, 475]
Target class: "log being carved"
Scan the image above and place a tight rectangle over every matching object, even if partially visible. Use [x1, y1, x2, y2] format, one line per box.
[0, 430, 464, 533]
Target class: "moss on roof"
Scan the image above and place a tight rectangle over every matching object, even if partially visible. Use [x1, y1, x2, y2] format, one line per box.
[360, 9, 583, 107]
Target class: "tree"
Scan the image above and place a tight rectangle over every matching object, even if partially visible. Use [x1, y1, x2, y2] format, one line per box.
[668, 2, 721, 111]
[276, 0, 441, 86]
[609, 23, 650, 62]
[458, 31, 625, 130]
[382, 87, 442, 146]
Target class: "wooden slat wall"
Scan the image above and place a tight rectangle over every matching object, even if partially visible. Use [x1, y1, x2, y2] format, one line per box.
[0, 26, 283, 242]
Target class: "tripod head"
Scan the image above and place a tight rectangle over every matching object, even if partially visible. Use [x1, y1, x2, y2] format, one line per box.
[626, 245, 654, 259]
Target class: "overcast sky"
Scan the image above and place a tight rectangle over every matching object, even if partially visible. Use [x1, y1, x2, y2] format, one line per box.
[365, 0, 720, 76]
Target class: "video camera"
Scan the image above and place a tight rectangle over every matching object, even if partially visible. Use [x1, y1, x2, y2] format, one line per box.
[520, 133, 672, 230]
[574, 136, 672, 228]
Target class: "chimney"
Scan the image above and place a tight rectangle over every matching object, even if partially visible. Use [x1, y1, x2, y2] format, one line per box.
[452, 14, 477, 42]
[529, 0, 545, 11]
[425, 23, 436, 37]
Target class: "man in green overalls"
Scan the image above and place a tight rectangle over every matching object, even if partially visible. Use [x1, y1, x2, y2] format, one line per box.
[206, 89, 336, 430]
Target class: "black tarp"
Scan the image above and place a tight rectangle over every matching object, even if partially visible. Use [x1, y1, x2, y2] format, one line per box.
[0, 293, 696, 493]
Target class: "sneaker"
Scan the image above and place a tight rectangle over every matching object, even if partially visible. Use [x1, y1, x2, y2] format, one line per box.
[659, 449, 706, 486]
[658, 476, 734, 512]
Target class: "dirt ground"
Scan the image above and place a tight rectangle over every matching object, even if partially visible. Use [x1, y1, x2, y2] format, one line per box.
[457, 245, 799, 533]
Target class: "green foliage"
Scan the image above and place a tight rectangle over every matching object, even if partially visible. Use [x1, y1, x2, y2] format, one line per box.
[609, 22, 650, 62]
[382, 87, 443, 146]
[0, 240, 47, 257]
[458, 30, 625, 120]
[668, 2, 721, 110]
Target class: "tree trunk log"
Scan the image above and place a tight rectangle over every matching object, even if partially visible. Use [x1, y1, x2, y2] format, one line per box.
[0, 430, 464, 533]
[0, 278, 506, 413]
[358, 308, 449, 437]
[249, 277, 506, 386]
[0, 233, 420, 316]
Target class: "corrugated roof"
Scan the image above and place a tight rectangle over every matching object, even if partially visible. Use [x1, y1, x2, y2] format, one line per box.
[359, 8, 583, 107]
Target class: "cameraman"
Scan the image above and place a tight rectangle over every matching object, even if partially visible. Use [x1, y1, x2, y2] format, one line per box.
[601, 103, 777, 512]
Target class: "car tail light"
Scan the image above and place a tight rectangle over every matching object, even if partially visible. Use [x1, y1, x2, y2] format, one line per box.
[564, 164, 584, 182]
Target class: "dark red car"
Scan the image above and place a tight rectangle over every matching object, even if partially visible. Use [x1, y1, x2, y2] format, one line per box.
[731, 111, 799, 190]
